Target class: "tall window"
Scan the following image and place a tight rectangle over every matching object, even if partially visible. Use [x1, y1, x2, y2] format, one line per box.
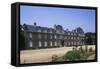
[68, 32, 70, 35]
[50, 30, 52, 33]
[29, 41, 33, 47]
[54, 35, 57, 39]
[50, 34, 52, 39]
[50, 41, 53, 46]
[44, 41, 47, 47]
[55, 41, 57, 46]
[71, 37, 73, 39]
[38, 34, 41, 39]
[39, 41, 42, 47]
[44, 34, 47, 39]
[68, 42, 70, 46]
[29, 33, 32, 38]
[68, 37, 70, 39]
[71, 33, 73, 35]
[72, 42, 73, 45]
[74, 42, 76, 45]
[60, 35, 63, 39]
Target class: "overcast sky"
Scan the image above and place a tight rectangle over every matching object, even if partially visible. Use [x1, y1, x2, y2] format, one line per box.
[20, 5, 96, 33]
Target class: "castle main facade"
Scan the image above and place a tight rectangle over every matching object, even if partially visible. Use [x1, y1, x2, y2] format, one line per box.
[20, 22, 85, 49]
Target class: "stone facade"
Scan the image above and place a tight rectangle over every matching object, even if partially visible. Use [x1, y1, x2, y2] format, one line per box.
[21, 22, 85, 49]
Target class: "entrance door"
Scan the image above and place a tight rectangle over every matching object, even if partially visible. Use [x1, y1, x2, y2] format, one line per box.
[61, 40, 64, 47]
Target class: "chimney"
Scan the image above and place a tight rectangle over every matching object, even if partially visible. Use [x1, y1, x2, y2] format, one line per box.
[34, 22, 37, 27]
[54, 24, 56, 30]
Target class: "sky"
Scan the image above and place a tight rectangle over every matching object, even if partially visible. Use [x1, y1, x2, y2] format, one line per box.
[20, 5, 96, 33]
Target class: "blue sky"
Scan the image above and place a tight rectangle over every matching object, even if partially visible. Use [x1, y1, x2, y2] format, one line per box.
[20, 5, 96, 33]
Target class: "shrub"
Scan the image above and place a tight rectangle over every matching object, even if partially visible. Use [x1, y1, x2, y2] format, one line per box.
[64, 50, 81, 60]
[52, 54, 58, 61]
[89, 47, 93, 52]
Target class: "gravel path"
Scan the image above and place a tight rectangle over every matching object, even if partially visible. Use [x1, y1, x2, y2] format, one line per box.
[87, 54, 95, 60]
[20, 45, 95, 64]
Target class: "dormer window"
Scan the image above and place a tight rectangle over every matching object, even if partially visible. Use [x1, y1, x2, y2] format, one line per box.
[44, 30, 47, 33]
[50, 30, 52, 33]
[38, 29, 41, 32]
[68, 32, 70, 35]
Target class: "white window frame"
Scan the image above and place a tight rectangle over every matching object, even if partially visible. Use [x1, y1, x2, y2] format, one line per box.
[55, 41, 57, 46]
[50, 41, 53, 46]
[44, 41, 47, 47]
[39, 41, 42, 47]
[38, 29, 41, 32]
[38, 34, 41, 39]
[54, 35, 57, 39]
[29, 41, 33, 47]
[29, 33, 32, 38]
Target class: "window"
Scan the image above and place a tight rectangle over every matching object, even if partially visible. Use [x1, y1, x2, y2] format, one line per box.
[74, 37, 76, 39]
[68, 32, 70, 35]
[44, 30, 47, 33]
[54, 35, 57, 39]
[50, 34, 52, 39]
[29, 41, 33, 47]
[55, 41, 57, 46]
[38, 34, 41, 39]
[71, 33, 73, 35]
[68, 42, 70, 45]
[68, 37, 70, 39]
[44, 34, 47, 39]
[44, 41, 47, 47]
[38, 29, 41, 32]
[29, 33, 32, 38]
[50, 30, 52, 33]
[39, 41, 42, 47]
[60, 35, 63, 39]
[50, 41, 53, 46]
[74, 33, 76, 36]
[71, 37, 73, 39]
[74, 42, 76, 45]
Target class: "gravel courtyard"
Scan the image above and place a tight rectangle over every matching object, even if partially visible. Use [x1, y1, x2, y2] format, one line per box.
[20, 45, 95, 64]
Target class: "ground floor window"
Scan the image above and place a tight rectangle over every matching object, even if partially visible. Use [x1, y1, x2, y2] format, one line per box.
[29, 41, 33, 47]
[55, 41, 57, 46]
[44, 41, 47, 47]
[39, 41, 42, 47]
[50, 41, 53, 46]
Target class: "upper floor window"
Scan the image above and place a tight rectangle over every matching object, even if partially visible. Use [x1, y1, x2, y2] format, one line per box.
[38, 29, 41, 32]
[74, 33, 76, 36]
[50, 30, 52, 33]
[71, 33, 73, 35]
[60, 35, 63, 39]
[54, 35, 57, 39]
[38, 34, 41, 39]
[50, 34, 52, 39]
[44, 30, 47, 33]
[68, 32, 70, 35]
[71, 37, 73, 39]
[44, 34, 47, 39]
[29, 33, 32, 38]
